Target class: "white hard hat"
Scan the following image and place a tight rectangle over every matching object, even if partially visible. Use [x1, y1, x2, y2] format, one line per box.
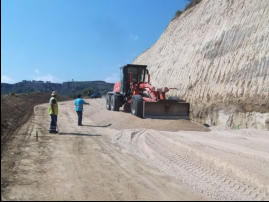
[51, 91, 57, 96]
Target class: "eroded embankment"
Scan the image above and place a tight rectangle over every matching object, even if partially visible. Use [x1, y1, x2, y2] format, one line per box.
[133, 0, 269, 129]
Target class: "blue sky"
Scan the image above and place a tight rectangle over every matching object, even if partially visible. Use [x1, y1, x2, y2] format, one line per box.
[1, 0, 188, 84]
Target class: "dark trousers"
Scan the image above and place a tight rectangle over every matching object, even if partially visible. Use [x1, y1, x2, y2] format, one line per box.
[76, 111, 83, 125]
[50, 115, 58, 132]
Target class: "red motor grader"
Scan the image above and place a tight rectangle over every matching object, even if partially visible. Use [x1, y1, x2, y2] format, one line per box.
[106, 64, 189, 119]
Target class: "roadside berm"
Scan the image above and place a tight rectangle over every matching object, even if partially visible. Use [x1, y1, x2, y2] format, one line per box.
[1, 99, 269, 200]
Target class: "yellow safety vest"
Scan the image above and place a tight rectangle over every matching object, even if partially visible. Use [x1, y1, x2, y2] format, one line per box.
[48, 97, 58, 115]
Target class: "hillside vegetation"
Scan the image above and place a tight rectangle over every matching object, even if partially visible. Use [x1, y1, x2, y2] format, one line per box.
[1, 80, 114, 98]
[173, 0, 202, 19]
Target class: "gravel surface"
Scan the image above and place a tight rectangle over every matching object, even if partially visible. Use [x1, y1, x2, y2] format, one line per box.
[1, 98, 269, 200]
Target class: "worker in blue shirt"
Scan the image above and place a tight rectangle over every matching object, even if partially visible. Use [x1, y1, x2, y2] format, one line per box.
[74, 94, 89, 126]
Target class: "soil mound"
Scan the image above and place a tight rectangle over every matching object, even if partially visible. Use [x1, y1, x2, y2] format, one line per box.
[1, 92, 69, 156]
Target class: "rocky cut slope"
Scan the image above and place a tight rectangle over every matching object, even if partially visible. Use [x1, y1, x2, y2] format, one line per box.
[133, 0, 269, 130]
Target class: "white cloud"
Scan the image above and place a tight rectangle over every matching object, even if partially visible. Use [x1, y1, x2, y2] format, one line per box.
[104, 72, 120, 83]
[34, 74, 62, 83]
[1, 75, 16, 84]
[130, 34, 139, 41]
[33, 69, 62, 83]
[34, 69, 40, 74]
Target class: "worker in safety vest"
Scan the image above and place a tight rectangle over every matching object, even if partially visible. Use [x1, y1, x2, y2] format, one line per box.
[48, 91, 58, 133]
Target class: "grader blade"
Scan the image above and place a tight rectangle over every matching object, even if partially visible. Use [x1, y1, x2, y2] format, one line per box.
[143, 100, 190, 119]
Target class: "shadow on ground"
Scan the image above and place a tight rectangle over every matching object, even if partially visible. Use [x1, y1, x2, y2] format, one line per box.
[82, 123, 112, 127]
[59, 133, 102, 137]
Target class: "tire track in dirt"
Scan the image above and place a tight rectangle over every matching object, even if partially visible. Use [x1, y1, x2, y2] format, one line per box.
[145, 134, 267, 201]
[113, 129, 269, 200]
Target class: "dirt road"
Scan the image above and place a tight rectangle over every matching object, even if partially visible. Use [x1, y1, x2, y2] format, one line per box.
[1, 98, 269, 200]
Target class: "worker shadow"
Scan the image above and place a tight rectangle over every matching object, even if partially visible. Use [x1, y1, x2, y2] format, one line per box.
[58, 132, 102, 137]
[82, 123, 112, 128]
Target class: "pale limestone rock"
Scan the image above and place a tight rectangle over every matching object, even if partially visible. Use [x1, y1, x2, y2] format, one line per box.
[133, 0, 269, 130]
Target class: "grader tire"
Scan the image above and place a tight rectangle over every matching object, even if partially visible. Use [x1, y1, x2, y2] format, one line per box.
[106, 94, 112, 110]
[111, 94, 120, 111]
[131, 95, 143, 118]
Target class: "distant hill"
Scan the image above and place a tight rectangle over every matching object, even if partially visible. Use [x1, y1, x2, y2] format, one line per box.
[1, 80, 114, 97]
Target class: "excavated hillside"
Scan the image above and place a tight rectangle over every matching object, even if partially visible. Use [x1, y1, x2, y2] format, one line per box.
[133, 0, 269, 130]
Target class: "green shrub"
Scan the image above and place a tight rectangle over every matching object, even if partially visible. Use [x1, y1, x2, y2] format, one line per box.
[184, 0, 202, 11]
[173, 0, 202, 20]
[175, 10, 183, 17]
